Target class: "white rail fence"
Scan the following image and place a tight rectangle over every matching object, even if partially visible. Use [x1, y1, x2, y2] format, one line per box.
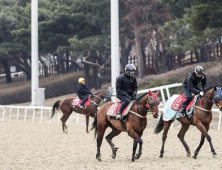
[0, 83, 222, 130]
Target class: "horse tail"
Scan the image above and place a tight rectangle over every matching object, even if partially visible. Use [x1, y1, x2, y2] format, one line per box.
[50, 100, 61, 119]
[154, 114, 164, 134]
[91, 112, 98, 139]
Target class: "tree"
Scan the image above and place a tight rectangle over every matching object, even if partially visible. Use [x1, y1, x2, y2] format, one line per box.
[0, 0, 21, 83]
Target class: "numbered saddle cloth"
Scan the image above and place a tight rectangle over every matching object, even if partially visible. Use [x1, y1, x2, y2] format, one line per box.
[72, 96, 91, 106]
[106, 101, 134, 118]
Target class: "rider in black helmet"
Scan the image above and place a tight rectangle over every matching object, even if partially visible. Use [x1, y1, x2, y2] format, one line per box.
[178, 66, 207, 117]
[116, 64, 138, 120]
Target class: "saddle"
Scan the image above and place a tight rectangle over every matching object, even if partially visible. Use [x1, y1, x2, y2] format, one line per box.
[72, 96, 91, 108]
[106, 101, 134, 119]
[171, 94, 195, 112]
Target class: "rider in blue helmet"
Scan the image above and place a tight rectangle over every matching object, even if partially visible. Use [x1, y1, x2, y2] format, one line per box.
[116, 64, 138, 120]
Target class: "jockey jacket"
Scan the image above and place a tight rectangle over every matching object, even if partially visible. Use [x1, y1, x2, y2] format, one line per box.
[182, 71, 207, 95]
[77, 84, 92, 97]
[116, 73, 138, 97]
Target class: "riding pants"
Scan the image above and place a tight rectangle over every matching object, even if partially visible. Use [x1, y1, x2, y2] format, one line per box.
[118, 96, 130, 113]
[79, 95, 88, 106]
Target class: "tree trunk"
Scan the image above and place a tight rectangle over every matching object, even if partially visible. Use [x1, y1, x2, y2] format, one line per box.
[84, 63, 90, 88]
[134, 27, 144, 78]
[2, 59, 12, 83]
[200, 46, 209, 62]
[195, 47, 201, 62]
[39, 56, 49, 77]
[66, 49, 70, 73]
[211, 40, 218, 61]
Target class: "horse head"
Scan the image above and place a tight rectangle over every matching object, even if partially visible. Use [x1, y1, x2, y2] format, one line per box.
[147, 90, 160, 118]
[91, 91, 111, 104]
[212, 86, 222, 111]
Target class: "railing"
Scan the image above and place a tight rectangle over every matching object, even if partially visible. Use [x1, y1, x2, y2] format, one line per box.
[0, 83, 222, 130]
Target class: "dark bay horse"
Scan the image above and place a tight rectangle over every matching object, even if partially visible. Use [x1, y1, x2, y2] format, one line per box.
[154, 86, 222, 159]
[50, 91, 109, 134]
[91, 91, 160, 162]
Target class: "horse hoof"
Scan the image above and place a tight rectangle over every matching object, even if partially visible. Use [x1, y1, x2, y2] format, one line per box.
[132, 158, 135, 162]
[135, 154, 140, 159]
[186, 153, 191, 157]
[159, 155, 163, 158]
[213, 154, 217, 158]
[192, 156, 197, 159]
[112, 153, 116, 159]
[96, 153, 101, 161]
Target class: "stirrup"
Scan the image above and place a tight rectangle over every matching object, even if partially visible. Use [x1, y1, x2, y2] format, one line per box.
[78, 104, 84, 109]
[116, 114, 123, 120]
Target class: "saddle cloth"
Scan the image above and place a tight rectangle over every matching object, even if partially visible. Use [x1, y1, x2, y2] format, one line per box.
[106, 101, 134, 118]
[72, 96, 91, 106]
[163, 94, 199, 121]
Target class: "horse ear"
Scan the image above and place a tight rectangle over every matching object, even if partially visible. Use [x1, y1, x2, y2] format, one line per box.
[149, 90, 152, 96]
[156, 90, 160, 96]
[214, 86, 217, 91]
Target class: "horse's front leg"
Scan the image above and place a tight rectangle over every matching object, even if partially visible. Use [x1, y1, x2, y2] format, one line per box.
[193, 123, 217, 159]
[135, 132, 143, 159]
[86, 115, 89, 133]
[128, 129, 140, 162]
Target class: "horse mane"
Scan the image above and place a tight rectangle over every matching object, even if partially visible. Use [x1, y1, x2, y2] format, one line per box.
[137, 92, 148, 101]
[91, 91, 106, 99]
[204, 86, 214, 94]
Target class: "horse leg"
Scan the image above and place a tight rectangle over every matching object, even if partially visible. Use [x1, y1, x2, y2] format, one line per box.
[193, 133, 205, 159]
[96, 123, 109, 162]
[177, 122, 191, 157]
[128, 129, 141, 162]
[86, 115, 89, 133]
[60, 112, 71, 134]
[105, 127, 121, 159]
[135, 132, 143, 160]
[193, 124, 217, 159]
[160, 120, 173, 158]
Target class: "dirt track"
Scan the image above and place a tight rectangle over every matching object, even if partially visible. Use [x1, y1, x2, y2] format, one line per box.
[1, 118, 222, 170]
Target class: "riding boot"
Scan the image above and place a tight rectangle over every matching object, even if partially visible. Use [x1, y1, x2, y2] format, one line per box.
[116, 112, 123, 120]
[177, 105, 186, 117]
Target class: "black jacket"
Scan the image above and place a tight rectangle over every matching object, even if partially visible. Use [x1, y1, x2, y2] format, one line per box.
[77, 84, 92, 97]
[183, 71, 207, 94]
[116, 73, 138, 97]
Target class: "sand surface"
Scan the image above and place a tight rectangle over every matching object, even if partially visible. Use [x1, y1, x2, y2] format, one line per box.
[1, 117, 222, 170]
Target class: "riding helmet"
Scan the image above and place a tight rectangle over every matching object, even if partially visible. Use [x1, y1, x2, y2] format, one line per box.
[194, 66, 204, 76]
[125, 64, 136, 76]
[78, 77, 85, 83]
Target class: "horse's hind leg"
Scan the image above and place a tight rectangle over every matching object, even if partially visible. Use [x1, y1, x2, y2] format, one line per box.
[160, 120, 173, 158]
[86, 115, 89, 133]
[177, 122, 191, 157]
[105, 127, 121, 159]
[96, 119, 109, 161]
[61, 112, 71, 134]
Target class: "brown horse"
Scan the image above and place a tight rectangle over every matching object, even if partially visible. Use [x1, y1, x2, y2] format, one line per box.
[91, 91, 160, 162]
[154, 86, 222, 159]
[50, 91, 109, 134]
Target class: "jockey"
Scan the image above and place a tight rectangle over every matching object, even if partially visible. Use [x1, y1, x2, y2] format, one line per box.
[116, 64, 138, 120]
[178, 66, 207, 117]
[77, 78, 93, 109]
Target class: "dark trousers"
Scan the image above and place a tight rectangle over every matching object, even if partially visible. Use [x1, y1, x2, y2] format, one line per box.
[182, 87, 201, 106]
[79, 95, 88, 105]
[118, 96, 130, 113]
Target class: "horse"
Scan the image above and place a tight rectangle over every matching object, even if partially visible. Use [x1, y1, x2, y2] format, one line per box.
[50, 91, 109, 134]
[91, 90, 160, 162]
[154, 86, 222, 159]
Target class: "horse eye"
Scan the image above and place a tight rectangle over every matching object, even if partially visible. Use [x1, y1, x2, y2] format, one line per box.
[148, 99, 155, 105]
